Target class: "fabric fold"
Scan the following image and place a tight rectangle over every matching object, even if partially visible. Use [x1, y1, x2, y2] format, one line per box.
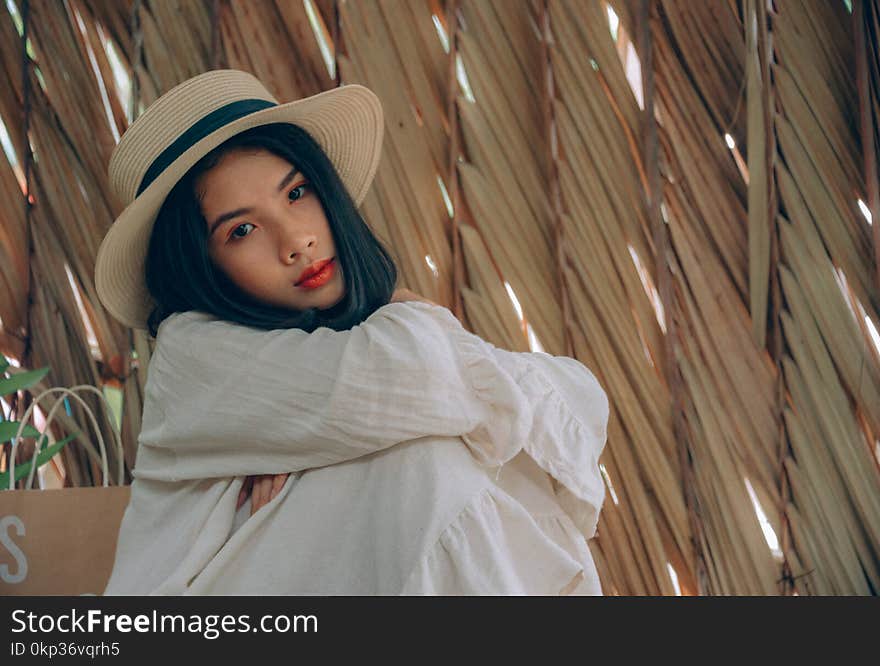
[401, 486, 591, 595]
[502, 348, 609, 539]
[431, 305, 609, 540]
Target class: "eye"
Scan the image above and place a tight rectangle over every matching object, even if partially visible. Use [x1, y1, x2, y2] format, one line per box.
[288, 183, 309, 203]
[229, 222, 254, 241]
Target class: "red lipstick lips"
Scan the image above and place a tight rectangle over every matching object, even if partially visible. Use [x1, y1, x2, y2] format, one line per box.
[296, 258, 335, 289]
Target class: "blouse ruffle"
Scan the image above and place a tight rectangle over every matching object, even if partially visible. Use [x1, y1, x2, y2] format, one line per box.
[398, 304, 608, 595]
[422, 302, 609, 542]
[401, 485, 601, 595]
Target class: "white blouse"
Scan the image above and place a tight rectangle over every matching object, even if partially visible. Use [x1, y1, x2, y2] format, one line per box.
[103, 301, 609, 595]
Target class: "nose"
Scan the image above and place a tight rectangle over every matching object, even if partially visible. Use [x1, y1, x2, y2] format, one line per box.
[280, 228, 317, 264]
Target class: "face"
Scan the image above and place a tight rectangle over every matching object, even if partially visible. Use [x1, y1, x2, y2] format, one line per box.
[197, 148, 345, 312]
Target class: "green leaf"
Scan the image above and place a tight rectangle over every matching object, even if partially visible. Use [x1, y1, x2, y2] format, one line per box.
[0, 420, 42, 442]
[0, 355, 8, 373]
[0, 367, 50, 397]
[0, 432, 78, 489]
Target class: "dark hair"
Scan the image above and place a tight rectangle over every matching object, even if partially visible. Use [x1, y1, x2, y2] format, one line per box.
[144, 123, 397, 337]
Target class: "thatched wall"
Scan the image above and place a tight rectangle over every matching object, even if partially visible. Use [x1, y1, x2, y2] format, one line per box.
[0, 0, 877, 595]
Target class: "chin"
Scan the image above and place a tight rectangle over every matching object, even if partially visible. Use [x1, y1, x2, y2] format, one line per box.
[318, 292, 346, 312]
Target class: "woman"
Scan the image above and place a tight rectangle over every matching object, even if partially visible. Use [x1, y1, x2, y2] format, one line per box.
[97, 70, 609, 595]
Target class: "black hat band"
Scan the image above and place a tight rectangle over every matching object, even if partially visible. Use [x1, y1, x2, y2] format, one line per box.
[136, 98, 278, 196]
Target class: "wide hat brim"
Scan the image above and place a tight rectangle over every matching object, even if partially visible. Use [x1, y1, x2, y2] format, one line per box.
[95, 83, 383, 331]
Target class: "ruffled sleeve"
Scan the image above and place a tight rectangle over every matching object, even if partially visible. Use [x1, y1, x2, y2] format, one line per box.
[135, 302, 536, 481]
[492, 346, 609, 540]
[428, 303, 609, 540]
[401, 486, 586, 595]
[398, 313, 610, 594]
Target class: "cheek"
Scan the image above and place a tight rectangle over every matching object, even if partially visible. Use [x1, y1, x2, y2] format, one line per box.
[212, 247, 262, 287]
[304, 200, 332, 233]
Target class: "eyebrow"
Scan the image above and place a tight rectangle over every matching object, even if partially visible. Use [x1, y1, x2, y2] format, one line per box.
[208, 167, 302, 237]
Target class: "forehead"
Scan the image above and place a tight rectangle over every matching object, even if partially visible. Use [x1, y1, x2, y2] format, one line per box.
[199, 148, 290, 187]
[197, 149, 296, 215]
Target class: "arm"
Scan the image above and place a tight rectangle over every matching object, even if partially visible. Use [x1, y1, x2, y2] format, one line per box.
[134, 302, 532, 481]
[490, 347, 609, 538]
[417, 315, 609, 538]
[239, 288, 443, 512]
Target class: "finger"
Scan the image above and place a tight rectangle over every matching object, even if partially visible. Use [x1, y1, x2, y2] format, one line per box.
[236, 476, 254, 511]
[270, 473, 288, 499]
[254, 474, 272, 510]
[255, 475, 273, 515]
[251, 476, 267, 516]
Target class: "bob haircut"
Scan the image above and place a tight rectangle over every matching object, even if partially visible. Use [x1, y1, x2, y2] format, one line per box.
[144, 123, 398, 338]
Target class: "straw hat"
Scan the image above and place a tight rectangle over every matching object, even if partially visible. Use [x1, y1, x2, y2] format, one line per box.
[95, 69, 384, 330]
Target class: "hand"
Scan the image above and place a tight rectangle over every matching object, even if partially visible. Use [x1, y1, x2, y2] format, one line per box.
[390, 288, 440, 306]
[237, 473, 289, 516]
